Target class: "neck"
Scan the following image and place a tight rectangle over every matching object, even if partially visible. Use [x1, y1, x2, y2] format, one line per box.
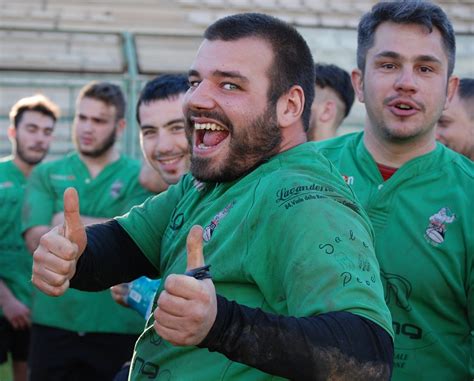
[79, 148, 119, 178]
[363, 127, 436, 168]
[311, 124, 337, 141]
[279, 127, 308, 153]
[12, 155, 34, 177]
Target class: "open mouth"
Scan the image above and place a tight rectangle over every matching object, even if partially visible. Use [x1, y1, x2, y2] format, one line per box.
[394, 103, 413, 111]
[194, 123, 230, 150]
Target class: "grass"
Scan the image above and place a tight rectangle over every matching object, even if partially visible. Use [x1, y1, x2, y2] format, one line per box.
[0, 356, 13, 381]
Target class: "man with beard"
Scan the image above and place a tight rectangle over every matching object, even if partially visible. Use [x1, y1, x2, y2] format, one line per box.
[22, 82, 153, 381]
[0, 94, 59, 381]
[31, 14, 393, 380]
[315, 1, 473, 380]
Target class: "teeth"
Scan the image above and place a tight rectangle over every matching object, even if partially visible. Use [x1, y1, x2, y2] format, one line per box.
[397, 104, 412, 110]
[195, 123, 225, 131]
[197, 143, 210, 150]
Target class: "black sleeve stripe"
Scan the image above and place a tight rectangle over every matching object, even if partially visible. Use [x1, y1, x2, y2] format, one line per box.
[70, 219, 159, 291]
[199, 295, 393, 380]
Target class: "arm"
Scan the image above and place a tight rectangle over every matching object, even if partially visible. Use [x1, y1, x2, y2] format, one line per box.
[199, 295, 392, 381]
[0, 280, 30, 329]
[70, 220, 159, 290]
[24, 225, 50, 254]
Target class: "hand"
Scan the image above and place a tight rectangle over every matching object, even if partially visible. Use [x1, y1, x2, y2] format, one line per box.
[32, 187, 87, 296]
[2, 296, 30, 329]
[111, 283, 130, 307]
[153, 225, 217, 346]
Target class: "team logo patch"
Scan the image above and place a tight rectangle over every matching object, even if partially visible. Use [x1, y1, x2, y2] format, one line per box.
[110, 180, 124, 199]
[203, 201, 235, 242]
[342, 175, 354, 185]
[424, 207, 456, 246]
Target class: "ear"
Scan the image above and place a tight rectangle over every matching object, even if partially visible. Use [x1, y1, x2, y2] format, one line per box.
[319, 100, 337, 123]
[443, 75, 459, 110]
[351, 69, 365, 103]
[7, 125, 16, 140]
[277, 85, 305, 128]
[115, 118, 126, 137]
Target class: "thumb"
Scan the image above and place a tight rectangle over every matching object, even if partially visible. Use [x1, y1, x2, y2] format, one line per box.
[63, 187, 86, 253]
[186, 225, 205, 272]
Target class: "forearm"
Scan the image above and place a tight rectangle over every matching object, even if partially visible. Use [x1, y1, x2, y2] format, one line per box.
[70, 219, 159, 291]
[199, 296, 393, 381]
[0, 280, 14, 307]
[24, 226, 50, 254]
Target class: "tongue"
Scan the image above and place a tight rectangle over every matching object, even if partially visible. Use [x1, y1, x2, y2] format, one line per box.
[203, 130, 228, 146]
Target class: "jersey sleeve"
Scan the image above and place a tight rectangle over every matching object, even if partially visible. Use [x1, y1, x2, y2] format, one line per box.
[22, 164, 55, 232]
[116, 175, 190, 271]
[246, 170, 393, 337]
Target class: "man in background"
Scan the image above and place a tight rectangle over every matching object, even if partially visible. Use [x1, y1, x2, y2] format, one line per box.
[315, 1, 472, 379]
[0, 94, 59, 381]
[111, 73, 190, 381]
[22, 82, 152, 381]
[307, 63, 355, 141]
[436, 77, 474, 160]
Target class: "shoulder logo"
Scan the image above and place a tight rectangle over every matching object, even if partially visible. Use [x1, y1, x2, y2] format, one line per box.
[424, 207, 456, 246]
[203, 201, 235, 242]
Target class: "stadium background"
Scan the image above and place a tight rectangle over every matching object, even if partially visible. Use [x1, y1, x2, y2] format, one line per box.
[0, 0, 473, 160]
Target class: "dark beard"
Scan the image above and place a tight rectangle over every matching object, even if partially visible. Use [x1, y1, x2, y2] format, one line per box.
[78, 128, 117, 158]
[16, 141, 47, 165]
[190, 105, 281, 183]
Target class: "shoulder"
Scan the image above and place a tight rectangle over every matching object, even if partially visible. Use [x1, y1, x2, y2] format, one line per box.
[313, 132, 361, 159]
[31, 153, 73, 176]
[255, 143, 361, 212]
[437, 144, 474, 181]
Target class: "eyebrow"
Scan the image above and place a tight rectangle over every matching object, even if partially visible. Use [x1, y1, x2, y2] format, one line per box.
[374, 51, 442, 65]
[140, 118, 185, 130]
[188, 69, 249, 83]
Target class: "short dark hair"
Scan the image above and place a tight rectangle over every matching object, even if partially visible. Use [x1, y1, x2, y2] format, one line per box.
[136, 73, 189, 124]
[204, 12, 315, 131]
[315, 63, 355, 118]
[357, 0, 456, 76]
[77, 81, 126, 120]
[9, 94, 60, 128]
[458, 78, 474, 100]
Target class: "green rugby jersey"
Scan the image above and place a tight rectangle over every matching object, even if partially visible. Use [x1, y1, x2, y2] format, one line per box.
[22, 152, 153, 333]
[0, 157, 32, 316]
[117, 143, 393, 380]
[315, 132, 474, 381]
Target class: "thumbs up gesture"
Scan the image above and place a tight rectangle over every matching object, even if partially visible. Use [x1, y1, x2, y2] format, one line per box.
[32, 187, 87, 296]
[153, 225, 217, 346]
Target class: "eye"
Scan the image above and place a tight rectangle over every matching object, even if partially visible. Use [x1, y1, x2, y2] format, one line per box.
[188, 79, 200, 88]
[419, 66, 433, 73]
[381, 63, 396, 70]
[141, 129, 155, 137]
[222, 83, 239, 90]
[171, 125, 185, 133]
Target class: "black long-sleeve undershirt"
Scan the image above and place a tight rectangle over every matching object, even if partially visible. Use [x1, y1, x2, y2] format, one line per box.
[70, 219, 393, 380]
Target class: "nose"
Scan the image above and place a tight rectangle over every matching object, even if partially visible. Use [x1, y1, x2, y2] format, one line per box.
[394, 68, 419, 94]
[184, 81, 217, 112]
[156, 131, 174, 155]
